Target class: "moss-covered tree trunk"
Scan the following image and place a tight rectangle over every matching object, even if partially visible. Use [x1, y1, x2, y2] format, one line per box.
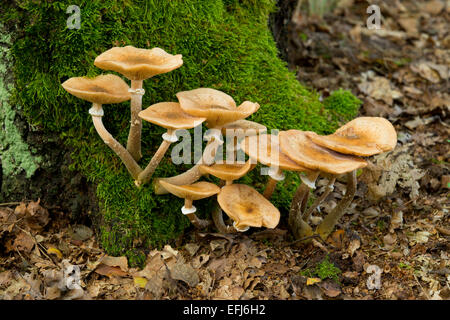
[0, 0, 358, 265]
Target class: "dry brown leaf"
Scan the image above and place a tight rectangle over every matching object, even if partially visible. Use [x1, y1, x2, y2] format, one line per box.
[95, 264, 128, 278]
[99, 255, 128, 272]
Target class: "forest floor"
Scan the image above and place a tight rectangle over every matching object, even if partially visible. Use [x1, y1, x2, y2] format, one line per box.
[0, 0, 449, 300]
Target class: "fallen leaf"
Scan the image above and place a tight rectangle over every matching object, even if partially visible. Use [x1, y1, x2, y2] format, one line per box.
[307, 278, 322, 286]
[99, 255, 128, 272]
[348, 238, 361, 257]
[68, 225, 93, 241]
[318, 280, 341, 298]
[25, 200, 50, 230]
[134, 277, 148, 288]
[95, 264, 128, 278]
[358, 76, 403, 105]
[47, 247, 63, 259]
[170, 259, 199, 287]
[421, 0, 445, 15]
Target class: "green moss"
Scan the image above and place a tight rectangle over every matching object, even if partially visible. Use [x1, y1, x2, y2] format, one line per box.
[323, 88, 362, 125]
[300, 255, 341, 282]
[4, 0, 359, 265]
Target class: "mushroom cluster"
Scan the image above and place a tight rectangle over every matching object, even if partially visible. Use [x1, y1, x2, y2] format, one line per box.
[62, 45, 397, 239]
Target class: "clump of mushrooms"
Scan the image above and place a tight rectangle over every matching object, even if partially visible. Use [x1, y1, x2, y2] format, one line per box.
[154, 88, 260, 194]
[94, 46, 183, 161]
[62, 45, 398, 240]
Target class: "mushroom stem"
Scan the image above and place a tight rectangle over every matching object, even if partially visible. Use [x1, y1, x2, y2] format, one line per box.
[182, 199, 210, 229]
[263, 167, 285, 199]
[90, 104, 142, 179]
[299, 171, 320, 213]
[288, 171, 319, 228]
[316, 170, 357, 240]
[302, 176, 336, 222]
[135, 129, 177, 186]
[212, 203, 237, 234]
[263, 178, 278, 199]
[127, 80, 144, 162]
[154, 137, 223, 194]
[293, 216, 314, 240]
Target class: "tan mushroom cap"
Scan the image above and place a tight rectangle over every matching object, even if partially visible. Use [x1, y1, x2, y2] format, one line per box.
[138, 102, 206, 130]
[279, 130, 368, 175]
[94, 46, 183, 81]
[199, 159, 254, 181]
[158, 180, 220, 201]
[306, 117, 397, 157]
[218, 184, 280, 229]
[61, 74, 131, 104]
[177, 88, 259, 128]
[241, 134, 309, 172]
[221, 120, 267, 136]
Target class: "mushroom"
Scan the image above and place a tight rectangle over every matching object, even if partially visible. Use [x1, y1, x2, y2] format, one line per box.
[279, 130, 368, 239]
[158, 180, 220, 229]
[61, 75, 141, 179]
[199, 159, 254, 186]
[177, 88, 260, 129]
[301, 117, 397, 239]
[216, 184, 280, 233]
[240, 134, 309, 199]
[136, 102, 206, 186]
[94, 46, 183, 161]
[221, 120, 267, 162]
[154, 88, 260, 194]
[305, 117, 397, 157]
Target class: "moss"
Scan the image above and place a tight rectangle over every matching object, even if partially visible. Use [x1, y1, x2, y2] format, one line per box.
[3, 0, 360, 265]
[323, 88, 362, 125]
[300, 255, 341, 282]
[0, 23, 42, 179]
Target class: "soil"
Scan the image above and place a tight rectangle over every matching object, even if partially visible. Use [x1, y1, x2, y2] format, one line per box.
[0, 0, 448, 300]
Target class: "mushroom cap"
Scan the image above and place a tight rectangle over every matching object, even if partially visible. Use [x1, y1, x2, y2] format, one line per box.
[199, 159, 254, 181]
[138, 102, 206, 130]
[176, 88, 259, 128]
[218, 184, 280, 229]
[94, 46, 183, 80]
[61, 74, 131, 104]
[240, 134, 309, 172]
[306, 117, 397, 156]
[279, 130, 368, 175]
[158, 180, 220, 201]
[221, 120, 267, 138]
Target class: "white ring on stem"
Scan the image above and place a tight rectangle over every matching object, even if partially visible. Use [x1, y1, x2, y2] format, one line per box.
[233, 221, 249, 232]
[162, 131, 179, 143]
[268, 167, 285, 181]
[301, 175, 317, 189]
[181, 205, 197, 215]
[89, 106, 104, 117]
[128, 88, 145, 96]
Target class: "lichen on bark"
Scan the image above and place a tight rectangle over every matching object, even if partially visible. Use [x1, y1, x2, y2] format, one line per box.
[0, 24, 42, 180]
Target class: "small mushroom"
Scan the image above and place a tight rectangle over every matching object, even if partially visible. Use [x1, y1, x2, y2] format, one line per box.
[279, 130, 368, 239]
[199, 159, 254, 186]
[176, 88, 260, 129]
[136, 102, 206, 186]
[95, 46, 183, 161]
[240, 134, 309, 199]
[158, 180, 220, 229]
[306, 117, 397, 156]
[216, 184, 280, 233]
[61, 75, 141, 179]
